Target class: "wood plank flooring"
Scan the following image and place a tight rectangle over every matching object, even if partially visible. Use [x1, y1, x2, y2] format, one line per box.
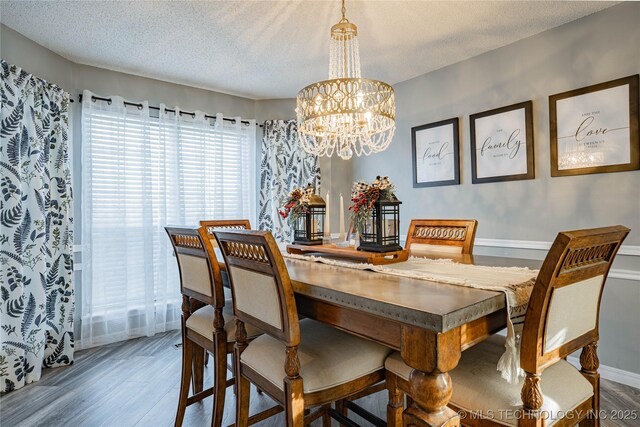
[1, 330, 638, 426]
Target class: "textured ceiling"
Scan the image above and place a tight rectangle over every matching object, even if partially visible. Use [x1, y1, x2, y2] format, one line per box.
[1, 1, 617, 99]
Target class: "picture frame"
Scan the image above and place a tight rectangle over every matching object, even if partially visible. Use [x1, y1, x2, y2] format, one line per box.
[549, 74, 639, 177]
[470, 101, 535, 184]
[411, 118, 460, 187]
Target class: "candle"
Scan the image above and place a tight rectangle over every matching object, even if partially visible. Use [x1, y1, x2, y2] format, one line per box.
[324, 192, 331, 237]
[339, 194, 345, 241]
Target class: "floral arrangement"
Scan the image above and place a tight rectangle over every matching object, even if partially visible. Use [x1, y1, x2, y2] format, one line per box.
[349, 176, 396, 233]
[279, 185, 314, 223]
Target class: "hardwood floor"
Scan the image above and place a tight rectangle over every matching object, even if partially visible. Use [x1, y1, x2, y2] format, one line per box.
[1, 330, 638, 427]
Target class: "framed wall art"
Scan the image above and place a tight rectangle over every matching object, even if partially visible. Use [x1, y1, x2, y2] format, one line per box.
[470, 101, 535, 184]
[549, 74, 639, 177]
[411, 117, 460, 187]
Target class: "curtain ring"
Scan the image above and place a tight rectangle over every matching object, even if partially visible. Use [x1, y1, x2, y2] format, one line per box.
[107, 99, 112, 105]
[192, 112, 195, 118]
[137, 104, 143, 111]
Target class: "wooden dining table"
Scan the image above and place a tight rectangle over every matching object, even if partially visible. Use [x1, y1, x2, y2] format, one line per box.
[221, 250, 541, 427]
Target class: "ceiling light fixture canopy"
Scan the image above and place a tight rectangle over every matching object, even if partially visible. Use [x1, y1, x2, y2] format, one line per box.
[296, 0, 396, 160]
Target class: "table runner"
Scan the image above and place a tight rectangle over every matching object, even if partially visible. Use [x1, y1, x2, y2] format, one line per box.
[283, 253, 538, 383]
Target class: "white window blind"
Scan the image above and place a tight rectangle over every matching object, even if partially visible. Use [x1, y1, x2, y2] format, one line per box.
[80, 90, 256, 348]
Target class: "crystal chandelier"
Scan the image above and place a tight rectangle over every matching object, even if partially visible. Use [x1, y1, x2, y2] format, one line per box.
[296, 0, 395, 160]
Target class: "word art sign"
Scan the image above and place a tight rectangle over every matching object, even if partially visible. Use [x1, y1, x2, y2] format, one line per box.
[470, 101, 535, 184]
[411, 118, 460, 187]
[550, 75, 639, 176]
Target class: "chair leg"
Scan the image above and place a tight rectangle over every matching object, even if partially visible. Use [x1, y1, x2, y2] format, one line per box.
[579, 417, 597, 427]
[284, 376, 304, 427]
[579, 342, 601, 427]
[235, 371, 250, 427]
[175, 337, 194, 427]
[192, 345, 205, 394]
[335, 399, 348, 418]
[234, 320, 250, 427]
[520, 373, 545, 427]
[321, 411, 331, 427]
[212, 334, 227, 427]
[386, 374, 404, 427]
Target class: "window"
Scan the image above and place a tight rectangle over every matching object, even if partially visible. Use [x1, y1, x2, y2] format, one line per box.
[79, 91, 256, 348]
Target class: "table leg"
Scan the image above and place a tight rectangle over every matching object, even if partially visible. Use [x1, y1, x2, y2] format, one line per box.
[401, 326, 461, 427]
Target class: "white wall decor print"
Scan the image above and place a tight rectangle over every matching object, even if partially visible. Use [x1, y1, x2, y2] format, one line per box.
[412, 118, 460, 187]
[470, 101, 535, 184]
[550, 75, 639, 176]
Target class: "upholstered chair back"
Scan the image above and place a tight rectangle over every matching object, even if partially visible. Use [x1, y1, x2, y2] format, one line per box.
[214, 230, 300, 347]
[165, 226, 225, 308]
[200, 219, 251, 249]
[520, 225, 629, 375]
[405, 219, 478, 255]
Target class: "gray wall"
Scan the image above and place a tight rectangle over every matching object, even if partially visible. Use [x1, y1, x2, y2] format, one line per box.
[3, 2, 639, 375]
[0, 23, 73, 90]
[353, 3, 640, 374]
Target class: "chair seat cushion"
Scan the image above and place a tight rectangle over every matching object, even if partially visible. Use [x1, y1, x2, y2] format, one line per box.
[186, 303, 262, 342]
[385, 335, 594, 426]
[241, 318, 392, 394]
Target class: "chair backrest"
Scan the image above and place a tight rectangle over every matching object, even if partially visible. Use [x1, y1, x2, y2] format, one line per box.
[165, 226, 226, 308]
[214, 230, 300, 347]
[200, 219, 251, 249]
[405, 219, 478, 255]
[520, 225, 629, 374]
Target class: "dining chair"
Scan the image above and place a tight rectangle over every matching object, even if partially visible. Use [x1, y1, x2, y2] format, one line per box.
[196, 220, 252, 378]
[200, 219, 251, 296]
[330, 219, 480, 421]
[405, 219, 478, 255]
[213, 229, 393, 426]
[385, 225, 629, 427]
[200, 219, 251, 246]
[165, 225, 261, 427]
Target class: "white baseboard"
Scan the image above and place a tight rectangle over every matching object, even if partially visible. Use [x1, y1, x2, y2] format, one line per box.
[475, 238, 551, 251]
[72, 238, 640, 256]
[609, 269, 640, 281]
[474, 238, 640, 281]
[475, 238, 640, 257]
[567, 356, 640, 390]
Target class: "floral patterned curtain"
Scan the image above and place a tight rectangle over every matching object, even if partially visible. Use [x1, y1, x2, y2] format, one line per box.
[258, 120, 321, 242]
[0, 60, 74, 392]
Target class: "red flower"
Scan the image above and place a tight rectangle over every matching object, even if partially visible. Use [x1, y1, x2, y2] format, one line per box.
[279, 210, 288, 219]
[291, 189, 303, 200]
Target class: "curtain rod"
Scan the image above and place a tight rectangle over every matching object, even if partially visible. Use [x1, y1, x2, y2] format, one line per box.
[78, 94, 262, 127]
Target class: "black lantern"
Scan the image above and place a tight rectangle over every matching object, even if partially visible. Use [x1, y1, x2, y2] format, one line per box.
[292, 188, 325, 246]
[358, 194, 402, 253]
